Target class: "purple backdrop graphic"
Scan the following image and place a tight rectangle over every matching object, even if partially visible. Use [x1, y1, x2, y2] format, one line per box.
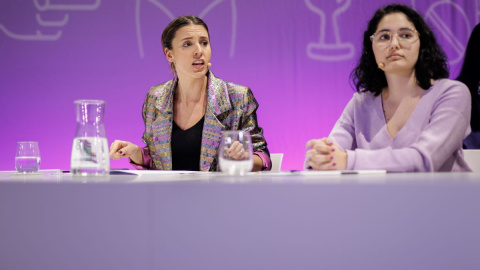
[0, 0, 478, 171]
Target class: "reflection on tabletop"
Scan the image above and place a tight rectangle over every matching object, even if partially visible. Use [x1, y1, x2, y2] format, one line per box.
[1, 169, 480, 184]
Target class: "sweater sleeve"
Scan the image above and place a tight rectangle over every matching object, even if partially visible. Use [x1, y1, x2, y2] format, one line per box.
[329, 96, 358, 152]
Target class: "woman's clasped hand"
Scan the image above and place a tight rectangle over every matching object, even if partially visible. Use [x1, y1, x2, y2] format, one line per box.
[305, 138, 346, 170]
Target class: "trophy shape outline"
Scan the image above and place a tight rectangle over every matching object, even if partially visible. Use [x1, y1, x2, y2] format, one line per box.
[135, 0, 237, 58]
[305, 0, 354, 62]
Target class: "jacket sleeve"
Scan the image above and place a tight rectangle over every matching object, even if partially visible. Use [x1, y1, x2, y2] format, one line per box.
[239, 88, 271, 170]
[130, 91, 157, 170]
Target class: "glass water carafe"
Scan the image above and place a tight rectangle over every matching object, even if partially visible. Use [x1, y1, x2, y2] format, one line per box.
[70, 100, 110, 176]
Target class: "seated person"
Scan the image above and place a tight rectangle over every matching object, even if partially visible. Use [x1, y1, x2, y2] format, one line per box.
[305, 4, 471, 172]
[110, 15, 270, 171]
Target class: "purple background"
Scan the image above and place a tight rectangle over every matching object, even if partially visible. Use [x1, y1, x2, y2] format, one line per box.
[1, 0, 478, 171]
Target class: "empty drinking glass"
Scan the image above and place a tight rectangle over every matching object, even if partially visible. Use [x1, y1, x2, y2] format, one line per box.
[15, 141, 41, 173]
[219, 131, 253, 175]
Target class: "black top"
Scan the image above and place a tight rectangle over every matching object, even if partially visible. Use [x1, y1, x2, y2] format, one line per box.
[171, 116, 205, 171]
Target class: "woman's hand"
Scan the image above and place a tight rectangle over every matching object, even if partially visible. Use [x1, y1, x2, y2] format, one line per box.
[226, 140, 249, 160]
[305, 137, 347, 170]
[225, 140, 264, 171]
[109, 140, 143, 165]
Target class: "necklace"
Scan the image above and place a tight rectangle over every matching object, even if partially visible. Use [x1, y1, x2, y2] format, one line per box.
[381, 92, 391, 122]
[383, 108, 391, 122]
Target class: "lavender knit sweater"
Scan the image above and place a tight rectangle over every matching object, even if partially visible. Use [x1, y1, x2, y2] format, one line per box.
[330, 79, 472, 172]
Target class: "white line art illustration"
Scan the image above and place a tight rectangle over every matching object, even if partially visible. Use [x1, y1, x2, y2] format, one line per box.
[135, 0, 237, 58]
[476, 0, 480, 24]
[0, 0, 101, 41]
[412, 0, 474, 64]
[413, 0, 470, 65]
[229, 0, 237, 58]
[36, 14, 69, 27]
[199, 0, 224, 17]
[33, 0, 101, 11]
[305, 0, 354, 62]
[0, 24, 62, 41]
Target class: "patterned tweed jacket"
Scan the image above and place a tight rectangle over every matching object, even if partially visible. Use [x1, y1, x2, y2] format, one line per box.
[141, 71, 269, 171]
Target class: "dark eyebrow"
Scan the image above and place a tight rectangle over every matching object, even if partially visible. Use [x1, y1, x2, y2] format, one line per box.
[376, 27, 414, 33]
[180, 36, 209, 42]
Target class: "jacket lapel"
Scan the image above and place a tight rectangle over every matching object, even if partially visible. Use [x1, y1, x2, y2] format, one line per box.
[152, 78, 176, 170]
[199, 72, 232, 171]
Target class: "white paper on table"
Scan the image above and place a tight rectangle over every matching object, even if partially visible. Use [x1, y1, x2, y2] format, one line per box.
[110, 169, 216, 183]
[248, 170, 386, 177]
[112, 169, 206, 175]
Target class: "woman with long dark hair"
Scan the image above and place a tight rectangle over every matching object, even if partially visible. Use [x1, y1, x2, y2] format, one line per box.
[305, 4, 471, 172]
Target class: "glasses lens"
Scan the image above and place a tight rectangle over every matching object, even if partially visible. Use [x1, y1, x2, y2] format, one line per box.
[372, 31, 391, 48]
[398, 29, 418, 41]
[372, 29, 418, 48]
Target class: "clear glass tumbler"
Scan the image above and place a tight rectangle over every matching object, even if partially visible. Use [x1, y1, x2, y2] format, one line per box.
[15, 141, 41, 173]
[219, 131, 253, 176]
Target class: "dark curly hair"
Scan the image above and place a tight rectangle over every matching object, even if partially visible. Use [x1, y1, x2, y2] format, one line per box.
[457, 23, 480, 132]
[351, 4, 449, 96]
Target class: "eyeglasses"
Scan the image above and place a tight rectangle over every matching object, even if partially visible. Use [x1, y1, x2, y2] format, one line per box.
[370, 28, 419, 49]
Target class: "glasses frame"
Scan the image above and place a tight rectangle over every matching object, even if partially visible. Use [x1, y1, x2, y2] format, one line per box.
[370, 28, 420, 49]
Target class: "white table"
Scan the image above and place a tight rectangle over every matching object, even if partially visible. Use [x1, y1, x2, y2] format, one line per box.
[1, 171, 480, 270]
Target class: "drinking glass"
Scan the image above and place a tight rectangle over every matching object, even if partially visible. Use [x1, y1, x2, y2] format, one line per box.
[70, 100, 109, 176]
[219, 131, 253, 175]
[15, 141, 41, 173]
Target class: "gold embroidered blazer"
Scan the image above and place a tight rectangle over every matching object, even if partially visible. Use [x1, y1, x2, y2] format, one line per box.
[141, 71, 269, 171]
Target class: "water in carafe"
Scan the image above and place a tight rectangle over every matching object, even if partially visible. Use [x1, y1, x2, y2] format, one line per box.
[70, 100, 110, 176]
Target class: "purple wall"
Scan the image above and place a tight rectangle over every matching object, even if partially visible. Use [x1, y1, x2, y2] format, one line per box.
[1, 0, 478, 170]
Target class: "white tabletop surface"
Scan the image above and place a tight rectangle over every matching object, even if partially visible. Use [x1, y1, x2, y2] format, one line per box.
[1, 170, 480, 270]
